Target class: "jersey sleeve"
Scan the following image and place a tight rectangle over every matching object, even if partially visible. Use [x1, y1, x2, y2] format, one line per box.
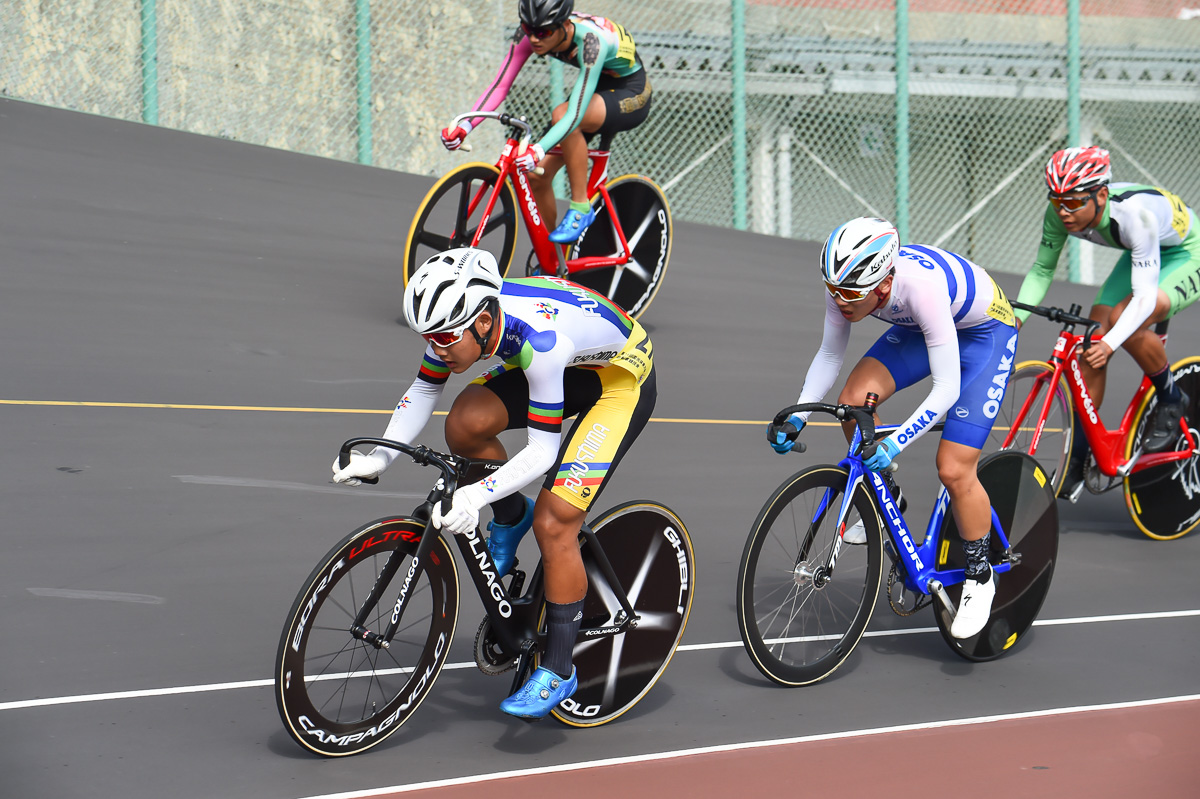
[1015, 205, 1068, 322]
[534, 30, 610, 152]
[374, 348, 450, 466]
[1101, 204, 1161, 351]
[466, 34, 535, 127]
[466, 330, 570, 502]
[795, 296, 852, 419]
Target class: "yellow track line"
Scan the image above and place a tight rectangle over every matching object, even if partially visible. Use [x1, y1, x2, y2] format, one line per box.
[0, 398, 844, 427]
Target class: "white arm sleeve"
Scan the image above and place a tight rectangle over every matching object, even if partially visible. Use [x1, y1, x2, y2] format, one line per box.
[1101, 206, 1160, 352]
[794, 298, 851, 420]
[372, 349, 447, 466]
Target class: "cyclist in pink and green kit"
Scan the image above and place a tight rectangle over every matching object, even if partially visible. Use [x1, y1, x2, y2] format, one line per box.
[440, 0, 652, 244]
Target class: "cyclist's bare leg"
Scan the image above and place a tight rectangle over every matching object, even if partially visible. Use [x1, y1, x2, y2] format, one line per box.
[444, 385, 509, 460]
[836, 357, 897, 442]
[532, 489, 587, 604]
[555, 95, 608, 205]
[936, 440, 990, 542]
[1108, 289, 1173, 376]
[528, 153, 564, 232]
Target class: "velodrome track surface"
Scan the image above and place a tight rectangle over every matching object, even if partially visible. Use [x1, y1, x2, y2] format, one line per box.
[1, 98, 1197, 797]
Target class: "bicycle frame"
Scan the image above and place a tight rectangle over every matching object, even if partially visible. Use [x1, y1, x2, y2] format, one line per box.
[337, 436, 640, 693]
[452, 112, 633, 279]
[1002, 325, 1197, 478]
[818, 423, 1013, 610]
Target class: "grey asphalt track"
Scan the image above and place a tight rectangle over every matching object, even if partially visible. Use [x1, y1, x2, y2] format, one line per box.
[1, 97, 1197, 798]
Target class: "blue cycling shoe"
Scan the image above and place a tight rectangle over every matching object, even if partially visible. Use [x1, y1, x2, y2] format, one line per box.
[485, 496, 535, 576]
[548, 207, 597, 243]
[500, 666, 577, 719]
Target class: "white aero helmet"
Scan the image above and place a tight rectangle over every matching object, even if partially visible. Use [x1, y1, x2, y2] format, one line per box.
[820, 217, 900, 292]
[404, 248, 504, 335]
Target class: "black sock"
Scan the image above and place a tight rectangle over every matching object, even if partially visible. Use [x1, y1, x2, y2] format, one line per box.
[1069, 412, 1090, 465]
[542, 599, 584, 679]
[1149, 364, 1182, 405]
[962, 533, 992, 580]
[489, 494, 527, 528]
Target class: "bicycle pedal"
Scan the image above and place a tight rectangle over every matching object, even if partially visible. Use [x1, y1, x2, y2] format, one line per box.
[1064, 481, 1085, 504]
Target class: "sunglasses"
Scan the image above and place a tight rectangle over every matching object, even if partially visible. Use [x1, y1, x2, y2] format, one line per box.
[422, 321, 475, 348]
[521, 22, 560, 39]
[1047, 190, 1097, 213]
[824, 281, 875, 302]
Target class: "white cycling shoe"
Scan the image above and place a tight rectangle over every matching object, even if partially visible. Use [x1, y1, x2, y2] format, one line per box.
[950, 569, 997, 639]
[843, 519, 868, 545]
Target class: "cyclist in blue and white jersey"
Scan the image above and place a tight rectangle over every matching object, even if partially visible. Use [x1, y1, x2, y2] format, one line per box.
[332, 247, 655, 719]
[767, 217, 1018, 639]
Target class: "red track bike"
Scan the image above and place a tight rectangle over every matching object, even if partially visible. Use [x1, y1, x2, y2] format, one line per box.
[992, 300, 1200, 540]
[403, 112, 671, 318]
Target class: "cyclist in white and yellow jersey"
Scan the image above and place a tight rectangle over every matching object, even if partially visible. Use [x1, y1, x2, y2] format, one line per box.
[332, 247, 655, 720]
[768, 218, 1019, 640]
[1015, 146, 1200, 495]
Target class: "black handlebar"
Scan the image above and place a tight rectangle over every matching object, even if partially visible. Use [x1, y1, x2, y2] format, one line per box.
[1011, 299, 1101, 351]
[772, 402, 882, 458]
[338, 438, 461, 501]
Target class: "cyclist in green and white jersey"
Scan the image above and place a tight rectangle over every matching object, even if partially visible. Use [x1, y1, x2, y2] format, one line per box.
[1015, 146, 1200, 494]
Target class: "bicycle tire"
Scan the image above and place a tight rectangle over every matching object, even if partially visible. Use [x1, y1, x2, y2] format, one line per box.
[933, 451, 1058, 661]
[736, 466, 883, 686]
[1124, 355, 1200, 540]
[990, 360, 1074, 497]
[403, 163, 519, 286]
[547, 501, 694, 727]
[566, 174, 671, 319]
[276, 517, 459, 756]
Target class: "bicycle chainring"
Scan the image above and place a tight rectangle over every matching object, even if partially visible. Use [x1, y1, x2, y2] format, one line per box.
[474, 616, 517, 676]
[887, 563, 931, 617]
[1083, 453, 1122, 494]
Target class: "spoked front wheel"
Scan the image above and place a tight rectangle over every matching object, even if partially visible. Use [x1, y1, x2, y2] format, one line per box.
[1124, 355, 1200, 540]
[737, 466, 883, 686]
[403, 163, 519, 285]
[990, 360, 1074, 497]
[548, 501, 694, 727]
[933, 451, 1058, 661]
[275, 517, 460, 756]
[567, 175, 671, 319]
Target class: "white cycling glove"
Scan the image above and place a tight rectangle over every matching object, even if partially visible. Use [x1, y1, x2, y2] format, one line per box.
[514, 143, 545, 174]
[431, 483, 488, 535]
[331, 448, 394, 486]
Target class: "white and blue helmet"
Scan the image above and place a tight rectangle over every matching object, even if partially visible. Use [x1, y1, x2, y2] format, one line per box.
[820, 217, 899, 291]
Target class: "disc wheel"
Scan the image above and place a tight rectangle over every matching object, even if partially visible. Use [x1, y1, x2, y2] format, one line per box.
[736, 466, 883, 686]
[1124, 356, 1200, 540]
[548, 502, 694, 727]
[567, 175, 671, 319]
[276, 518, 459, 756]
[403, 163, 518, 286]
[933, 451, 1059, 661]
[989, 360, 1073, 497]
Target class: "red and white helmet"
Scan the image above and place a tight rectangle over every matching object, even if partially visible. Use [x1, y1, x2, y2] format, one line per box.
[1045, 146, 1111, 194]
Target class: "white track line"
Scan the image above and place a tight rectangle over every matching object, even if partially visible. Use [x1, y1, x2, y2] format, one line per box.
[297, 693, 1200, 799]
[2, 608, 1196, 712]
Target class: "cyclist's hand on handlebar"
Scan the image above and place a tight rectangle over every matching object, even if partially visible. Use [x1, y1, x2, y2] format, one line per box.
[767, 413, 805, 454]
[514, 143, 545, 175]
[1082, 339, 1113, 370]
[440, 121, 472, 151]
[332, 448, 391, 486]
[863, 436, 899, 472]
[431, 483, 487, 535]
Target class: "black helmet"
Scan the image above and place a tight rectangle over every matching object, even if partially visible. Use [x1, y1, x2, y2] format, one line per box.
[518, 0, 573, 29]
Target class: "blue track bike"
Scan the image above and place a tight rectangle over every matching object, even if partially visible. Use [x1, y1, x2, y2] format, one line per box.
[737, 397, 1059, 686]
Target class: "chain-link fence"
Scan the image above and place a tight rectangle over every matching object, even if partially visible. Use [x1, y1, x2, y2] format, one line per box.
[3, 1, 1198, 282]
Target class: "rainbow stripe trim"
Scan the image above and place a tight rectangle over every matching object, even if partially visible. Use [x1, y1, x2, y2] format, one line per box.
[504, 278, 633, 333]
[418, 354, 451, 384]
[553, 462, 612, 489]
[527, 399, 564, 432]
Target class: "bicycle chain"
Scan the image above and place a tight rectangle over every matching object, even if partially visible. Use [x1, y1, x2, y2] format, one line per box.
[887, 563, 931, 617]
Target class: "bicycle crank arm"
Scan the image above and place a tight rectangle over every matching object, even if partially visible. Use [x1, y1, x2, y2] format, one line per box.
[928, 579, 956, 621]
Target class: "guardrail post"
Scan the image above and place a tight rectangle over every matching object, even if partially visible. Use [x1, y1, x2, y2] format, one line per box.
[1066, 0, 1082, 282]
[732, 0, 748, 230]
[140, 0, 158, 125]
[894, 0, 910, 242]
[355, 0, 373, 165]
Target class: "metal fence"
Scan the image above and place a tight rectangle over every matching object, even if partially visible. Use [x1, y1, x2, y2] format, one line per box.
[3, 1, 1198, 282]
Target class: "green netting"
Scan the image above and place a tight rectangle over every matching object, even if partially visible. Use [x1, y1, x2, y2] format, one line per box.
[3, 0, 1197, 283]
